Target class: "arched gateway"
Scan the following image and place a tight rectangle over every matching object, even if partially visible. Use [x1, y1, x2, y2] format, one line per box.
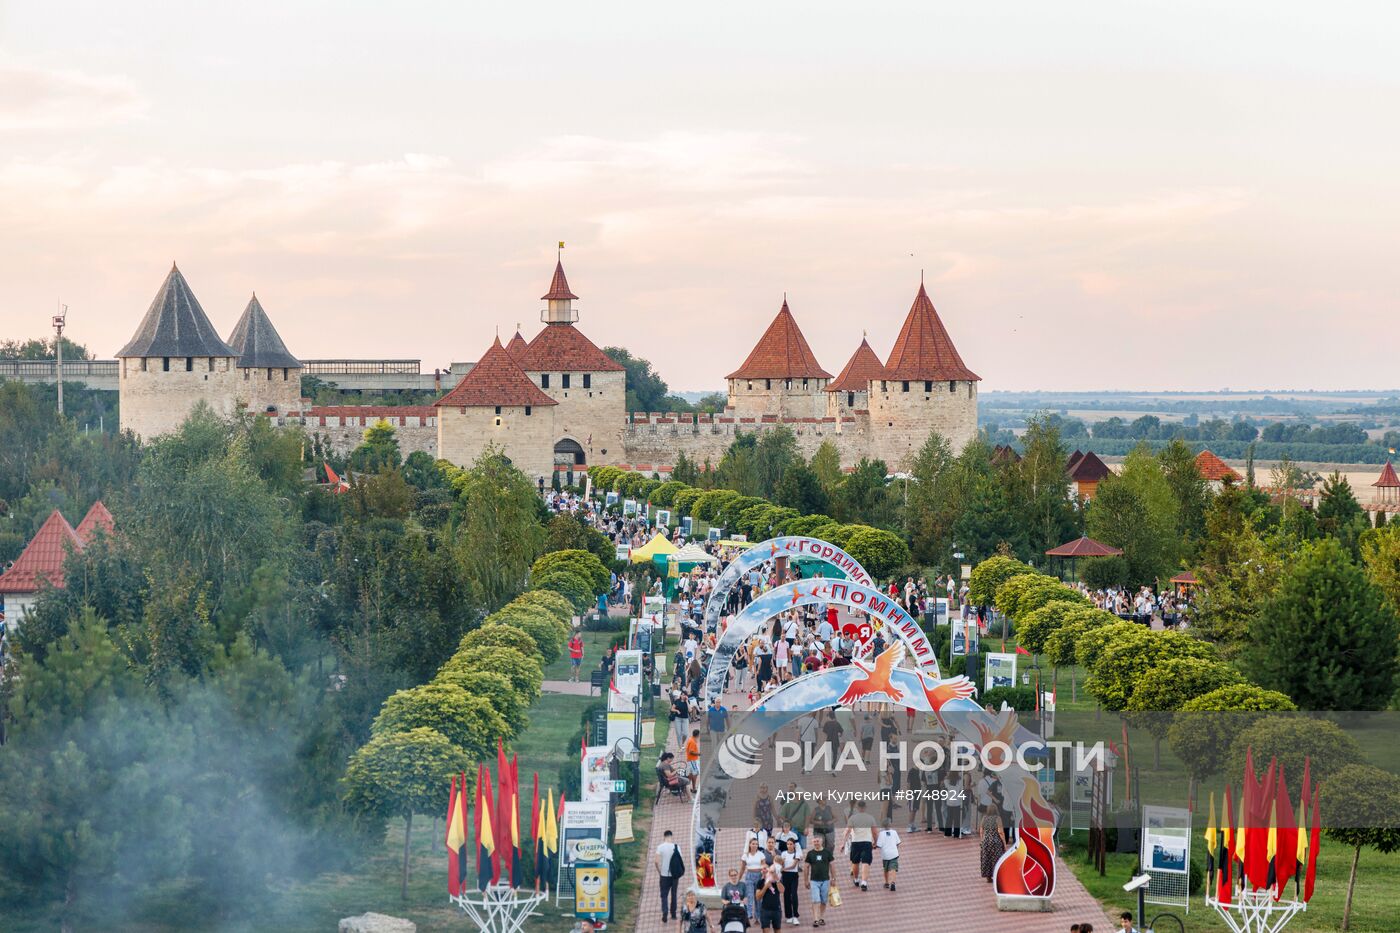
[701, 536, 873, 636]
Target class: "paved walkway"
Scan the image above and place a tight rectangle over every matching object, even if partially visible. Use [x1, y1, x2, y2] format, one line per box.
[631, 603, 1117, 933]
[543, 679, 593, 696]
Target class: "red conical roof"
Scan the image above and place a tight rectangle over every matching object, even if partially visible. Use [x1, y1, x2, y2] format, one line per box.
[884, 283, 980, 382]
[75, 501, 116, 542]
[435, 337, 558, 409]
[726, 299, 832, 380]
[541, 260, 578, 300]
[505, 330, 529, 360]
[1195, 450, 1241, 483]
[825, 337, 888, 392]
[1375, 461, 1400, 488]
[0, 509, 83, 594]
[1046, 535, 1124, 558]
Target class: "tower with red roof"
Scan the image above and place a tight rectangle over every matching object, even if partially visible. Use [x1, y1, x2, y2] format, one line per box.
[725, 298, 833, 419]
[825, 336, 888, 417]
[435, 335, 559, 479]
[866, 281, 981, 464]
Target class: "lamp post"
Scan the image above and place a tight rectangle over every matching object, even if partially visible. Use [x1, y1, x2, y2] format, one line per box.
[53, 305, 67, 417]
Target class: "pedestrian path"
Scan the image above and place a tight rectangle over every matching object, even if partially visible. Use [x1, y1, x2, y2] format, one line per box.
[543, 679, 593, 696]
[632, 603, 1116, 933]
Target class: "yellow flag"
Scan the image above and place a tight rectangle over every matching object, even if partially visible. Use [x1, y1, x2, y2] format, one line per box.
[1296, 794, 1307, 865]
[1267, 798, 1278, 862]
[1234, 793, 1247, 864]
[558, 241, 565, 249]
[543, 789, 559, 856]
[1205, 792, 1217, 857]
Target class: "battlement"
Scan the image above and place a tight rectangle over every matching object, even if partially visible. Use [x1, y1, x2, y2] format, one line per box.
[268, 405, 438, 429]
[625, 411, 857, 430]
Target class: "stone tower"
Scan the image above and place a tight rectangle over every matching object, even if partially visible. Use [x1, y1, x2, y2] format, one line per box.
[435, 336, 558, 481]
[826, 336, 888, 418]
[513, 259, 627, 472]
[117, 264, 240, 439]
[867, 282, 980, 466]
[227, 294, 303, 414]
[726, 299, 832, 419]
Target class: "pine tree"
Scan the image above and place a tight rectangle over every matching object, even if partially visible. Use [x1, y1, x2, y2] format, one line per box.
[1249, 537, 1400, 710]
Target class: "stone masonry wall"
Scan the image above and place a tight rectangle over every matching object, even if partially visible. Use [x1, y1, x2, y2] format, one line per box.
[267, 408, 439, 458]
[866, 379, 978, 468]
[437, 404, 556, 481]
[620, 412, 872, 468]
[726, 378, 830, 419]
[524, 369, 627, 466]
[118, 356, 241, 438]
[237, 365, 303, 414]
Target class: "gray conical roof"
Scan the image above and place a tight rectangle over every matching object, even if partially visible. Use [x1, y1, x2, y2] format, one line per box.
[117, 263, 237, 358]
[228, 294, 301, 369]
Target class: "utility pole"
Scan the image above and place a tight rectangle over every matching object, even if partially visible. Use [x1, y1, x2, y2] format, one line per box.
[53, 304, 67, 416]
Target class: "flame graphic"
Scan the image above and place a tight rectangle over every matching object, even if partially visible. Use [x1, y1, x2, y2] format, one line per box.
[993, 774, 1058, 898]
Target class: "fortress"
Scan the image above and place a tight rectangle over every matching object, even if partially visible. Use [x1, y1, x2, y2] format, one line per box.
[116, 258, 980, 480]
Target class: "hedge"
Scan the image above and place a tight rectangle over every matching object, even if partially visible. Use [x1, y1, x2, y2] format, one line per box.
[532, 571, 594, 611]
[532, 549, 610, 594]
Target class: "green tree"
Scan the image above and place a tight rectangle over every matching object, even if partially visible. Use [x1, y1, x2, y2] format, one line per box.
[843, 526, 910, 581]
[432, 669, 530, 735]
[1317, 471, 1367, 554]
[753, 428, 802, 499]
[459, 624, 542, 660]
[1360, 522, 1400, 617]
[1010, 414, 1078, 555]
[543, 512, 614, 565]
[444, 646, 544, 704]
[1086, 444, 1179, 585]
[671, 453, 699, 487]
[968, 555, 1036, 606]
[775, 462, 829, 516]
[343, 727, 469, 899]
[809, 441, 843, 496]
[532, 548, 609, 594]
[1125, 658, 1243, 767]
[453, 450, 545, 611]
[532, 571, 593, 611]
[603, 346, 672, 412]
[833, 458, 896, 528]
[1319, 764, 1400, 931]
[1249, 537, 1400, 710]
[1158, 439, 1210, 549]
[1166, 684, 1297, 782]
[349, 419, 403, 472]
[372, 683, 509, 759]
[1087, 628, 1217, 712]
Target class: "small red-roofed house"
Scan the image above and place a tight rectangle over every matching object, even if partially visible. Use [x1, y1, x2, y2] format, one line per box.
[0, 510, 84, 622]
[1195, 450, 1242, 490]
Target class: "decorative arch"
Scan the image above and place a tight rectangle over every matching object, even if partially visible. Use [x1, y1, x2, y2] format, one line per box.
[701, 536, 873, 635]
[703, 579, 937, 699]
[691, 664, 1058, 905]
[553, 437, 586, 465]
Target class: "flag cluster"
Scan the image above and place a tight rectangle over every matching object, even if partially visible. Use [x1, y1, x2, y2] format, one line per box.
[1204, 749, 1320, 905]
[444, 740, 561, 896]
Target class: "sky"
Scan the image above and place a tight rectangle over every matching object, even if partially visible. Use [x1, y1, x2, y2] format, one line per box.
[0, 1, 1397, 392]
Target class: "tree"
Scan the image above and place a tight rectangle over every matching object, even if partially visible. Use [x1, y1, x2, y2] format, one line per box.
[0, 335, 93, 360]
[967, 555, 1036, 606]
[843, 526, 910, 581]
[1191, 489, 1282, 652]
[671, 453, 699, 487]
[531, 549, 609, 595]
[752, 428, 802, 500]
[905, 431, 958, 565]
[1087, 629, 1217, 712]
[1086, 444, 1179, 586]
[774, 462, 829, 516]
[1166, 684, 1297, 783]
[483, 607, 568, 663]
[809, 441, 843, 496]
[1249, 538, 1400, 710]
[532, 571, 593, 611]
[1360, 522, 1400, 617]
[349, 420, 403, 472]
[452, 450, 545, 612]
[1010, 414, 1078, 555]
[544, 513, 614, 566]
[459, 625, 542, 660]
[1317, 471, 1367, 554]
[443, 646, 544, 704]
[1125, 658, 1243, 767]
[1017, 600, 1093, 655]
[343, 727, 469, 899]
[954, 470, 1028, 563]
[432, 669, 530, 735]
[832, 458, 896, 528]
[603, 347, 673, 412]
[1158, 439, 1210, 549]
[372, 684, 509, 760]
[507, 589, 575, 624]
[1227, 716, 1362, 786]
[1319, 764, 1400, 931]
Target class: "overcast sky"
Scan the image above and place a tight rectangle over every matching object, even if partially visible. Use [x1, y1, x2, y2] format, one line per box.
[1, 2, 1396, 391]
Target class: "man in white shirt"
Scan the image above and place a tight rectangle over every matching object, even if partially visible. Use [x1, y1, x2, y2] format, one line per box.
[875, 820, 901, 892]
[654, 829, 682, 922]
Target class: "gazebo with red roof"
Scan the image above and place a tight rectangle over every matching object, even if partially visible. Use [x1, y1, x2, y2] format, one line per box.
[0, 509, 85, 621]
[726, 298, 832, 419]
[1374, 461, 1400, 505]
[1046, 535, 1123, 581]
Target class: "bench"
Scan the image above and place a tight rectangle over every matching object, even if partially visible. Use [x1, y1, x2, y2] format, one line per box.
[589, 669, 607, 696]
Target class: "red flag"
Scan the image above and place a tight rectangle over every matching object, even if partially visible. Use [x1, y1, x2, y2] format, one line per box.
[510, 754, 523, 886]
[496, 741, 511, 885]
[531, 772, 543, 888]
[1274, 765, 1297, 898]
[1246, 757, 1275, 890]
[1296, 759, 1312, 898]
[1014, 645, 1030, 655]
[1218, 784, 1233, 904]
[1304, 785, 1321, 902]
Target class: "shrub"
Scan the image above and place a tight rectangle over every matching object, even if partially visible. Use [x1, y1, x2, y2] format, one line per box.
[648, 481, 689, 508]
[1087, 628, 1217, 711]
[982, 686, 1036, 711]
[969, 555, 1036, 606]
[1014, 580, 1090, 624]
[532, 549, 610, 595]
[993, 573, 1054, 621]
[459, 624, 541, 659]
[693, 489, 740, 523]
[1227, 715, 1362, 784]
[822, 524, 860, 549]
[1073, 621, 1141, 674]
[371, 683, 510, 759]
[444, 646, 544, 703]
[719, 496, 767, 530]
[532, 571, 593, 611]
[1043, 607, 1116, 670]
[1166, 684, 1298, 782]
[489, 611, 568, 664]
[1018, 601, 1089, 655]
[737, 503, 780, 540]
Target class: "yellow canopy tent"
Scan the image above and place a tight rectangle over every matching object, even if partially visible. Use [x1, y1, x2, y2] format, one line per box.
[629, 533, 679, 564]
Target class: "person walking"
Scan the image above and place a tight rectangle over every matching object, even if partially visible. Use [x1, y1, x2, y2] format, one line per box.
[842, 799, 877, 891]
[678, 889, 708, 933]
[802, 833, 832, 928]
[753, 783, 775, 835]
[707, 696, 729, 741]
[779, 836, 803, 925]
[811, 797, 835, 851]
[670, 690, 691, 750]
[568, 631, 584, 682]
[979, 806, 1005, 883]
[656, 829, 683, 923]
[875, 819, 901, 892]
[757, 865, 785, 933]
[739, 837, 767, 920]
[685, 728, 702, 794]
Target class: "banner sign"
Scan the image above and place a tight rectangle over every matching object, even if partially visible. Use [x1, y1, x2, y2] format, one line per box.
[951, 619, 968, 657]
[581, 747, 612, 802]
[573, 861, 612, 918]
[1142, 805, 1190, 873]
[614, 649, 643, 698]
[561, 800, 610, 864]
[985, 652, 1017, 692]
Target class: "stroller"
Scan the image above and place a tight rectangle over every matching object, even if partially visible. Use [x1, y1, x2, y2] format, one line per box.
[719, 901, 749, 932]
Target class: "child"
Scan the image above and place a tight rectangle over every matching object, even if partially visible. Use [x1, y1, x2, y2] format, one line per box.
[876, 819, 901, 892]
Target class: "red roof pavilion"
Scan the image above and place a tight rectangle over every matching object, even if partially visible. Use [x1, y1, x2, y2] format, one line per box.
[1374, 461, 1400, 488]
[0, 509, 84, 595]
[540, 260, 578, 301]
[435, 337, 558, 409]
[1045, 536, 1124, 558]
[727, 299, 831, 380]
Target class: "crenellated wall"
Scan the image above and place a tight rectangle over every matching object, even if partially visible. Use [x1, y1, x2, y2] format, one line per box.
[265, 407, 439, 458]
[619, 411, 872, 467]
